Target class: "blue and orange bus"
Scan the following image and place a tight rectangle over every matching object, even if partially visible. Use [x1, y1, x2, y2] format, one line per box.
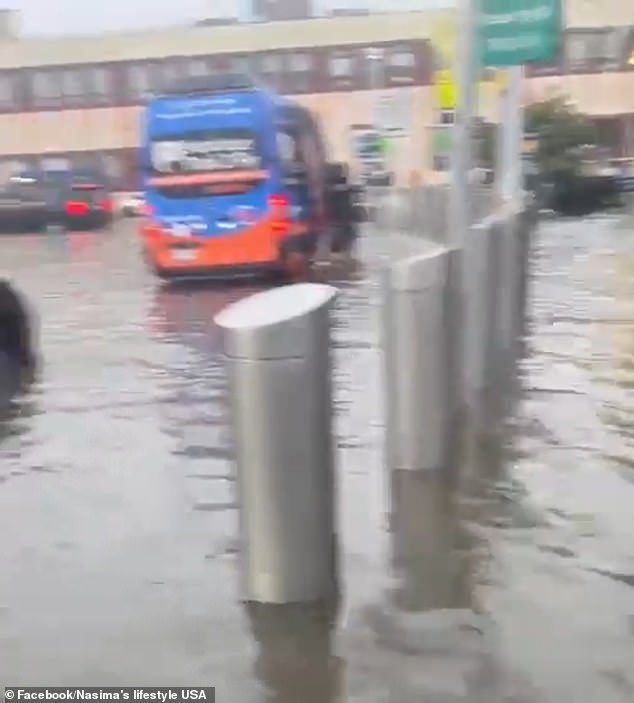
[139, 73, 333, 280]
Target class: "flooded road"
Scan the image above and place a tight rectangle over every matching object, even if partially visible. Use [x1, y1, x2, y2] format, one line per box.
[0, 217, 633, 701]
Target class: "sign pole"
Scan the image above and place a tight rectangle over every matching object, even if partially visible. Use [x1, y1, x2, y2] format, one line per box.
[449, 0, 479, 248]
[481, 1, 561, 207]
[509, 65, 524, 205]
[497, 65, 524, 206]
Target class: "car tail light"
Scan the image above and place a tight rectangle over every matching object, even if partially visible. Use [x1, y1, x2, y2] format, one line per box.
[64, 201, 89, 215]
[268, 194, 289, 233]
[99, 198, 113, 212]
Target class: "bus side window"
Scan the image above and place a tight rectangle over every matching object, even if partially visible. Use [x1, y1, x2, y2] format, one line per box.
[277, 130, 305, 179]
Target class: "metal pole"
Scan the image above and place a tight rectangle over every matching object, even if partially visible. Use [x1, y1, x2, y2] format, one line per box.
[215, 283, 339, 604]
[449, 0, 480, 247]
[509, 65, 524, 205]
[494, 65, 525, 381]
[382, 243, 454, 471]
[448, 0, 480, 425]
[496, 66, 523, 206]
[460, 219, 496, 419]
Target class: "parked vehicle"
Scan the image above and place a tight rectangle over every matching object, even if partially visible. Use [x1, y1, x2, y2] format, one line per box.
[139, 72, 340, 280]
[4, 168, 114, 231]
[0, 176, 48, 233]
[120, 192, 145, 217]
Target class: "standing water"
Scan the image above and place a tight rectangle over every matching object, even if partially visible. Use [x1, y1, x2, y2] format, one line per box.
[0, 217, 632, 701]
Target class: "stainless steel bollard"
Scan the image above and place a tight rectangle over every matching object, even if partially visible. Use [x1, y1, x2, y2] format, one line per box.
[494, 212, 520, 381]
[431, 185, 450, 244]
[215, 283, 339, 604]
[382, 242, 453, 471]
[515, 202, 535, 346]
[460, 221, 496, 417]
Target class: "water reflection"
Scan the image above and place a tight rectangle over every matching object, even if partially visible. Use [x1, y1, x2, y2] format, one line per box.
[148, 280, 266, 352]
[389, 469, 475, 612]
[245, 600, 343, 703]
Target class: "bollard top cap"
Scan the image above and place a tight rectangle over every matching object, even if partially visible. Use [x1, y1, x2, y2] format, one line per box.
[214, 283, 338, 360]
[386, 244, 450, 291]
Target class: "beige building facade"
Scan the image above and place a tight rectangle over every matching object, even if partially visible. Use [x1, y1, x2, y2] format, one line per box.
[0, 2, 632, 188]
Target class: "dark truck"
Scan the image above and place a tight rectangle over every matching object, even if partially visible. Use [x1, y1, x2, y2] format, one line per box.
[0, 168, 114, 233]
[39, 169, 115, 230]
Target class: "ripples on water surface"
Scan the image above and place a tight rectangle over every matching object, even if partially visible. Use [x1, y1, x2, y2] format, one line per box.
[0, 219, 633, 700]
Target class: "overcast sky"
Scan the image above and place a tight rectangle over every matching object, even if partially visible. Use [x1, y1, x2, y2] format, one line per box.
[8, 0, 449, 35]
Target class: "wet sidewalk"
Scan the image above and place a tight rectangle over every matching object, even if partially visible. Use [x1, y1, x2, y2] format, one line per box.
[0, 216, 633, 700]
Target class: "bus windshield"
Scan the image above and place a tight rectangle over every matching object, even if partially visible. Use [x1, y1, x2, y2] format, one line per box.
[147, 127, 266, 198]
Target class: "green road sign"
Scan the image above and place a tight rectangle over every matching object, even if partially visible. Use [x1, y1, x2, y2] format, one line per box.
[479, 0, 562, 67]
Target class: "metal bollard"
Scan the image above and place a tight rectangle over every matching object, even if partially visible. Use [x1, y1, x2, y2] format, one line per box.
[382, 242, 453, 471]
[515, 202, 536, 346]
[389, 469, 469, 611]
[436, 184, 450, 244]
[460, 221, 496, 419]
[215, 283, 339, 605]
[494, 212, 521, 382]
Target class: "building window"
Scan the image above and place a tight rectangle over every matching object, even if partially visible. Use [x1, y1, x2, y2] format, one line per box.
[440, 110, 454, 125]
[87, 65, 111, 104]
[387, 44, 416, 85]
[329, 54, 353, 78]
[127, 63, 153, 102]
[100, 152, 122, 180]
[390, 49, 415, 68]
[286, 52, 313, 93]
[158, 59, 184, 91]
[187, 57, 209, 77]
[62, 68, 87, 106]
[31, 69, 62, 108]
[256, 52, 282, 89]
[566, 28, 626, 72]
[40, 156, 71, 170]
[230, 55, 251, 73]
[0, 72, 15, 110]
[329, 48, 364, 90]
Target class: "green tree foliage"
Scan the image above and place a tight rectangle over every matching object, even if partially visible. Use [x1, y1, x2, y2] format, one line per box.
[524, 96, 597, 177]
[473, 97, 598, 178]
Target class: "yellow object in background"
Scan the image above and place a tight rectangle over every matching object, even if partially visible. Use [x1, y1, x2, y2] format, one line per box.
[430, 15, 458, 110]
[495, 69, 509, 90]
[435, 69, 457, 110]
[431, 14, 501, 112]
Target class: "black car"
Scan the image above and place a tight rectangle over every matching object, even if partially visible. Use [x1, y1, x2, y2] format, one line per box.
[0, 176, 48, 233]
[8, 168, 114, 231]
